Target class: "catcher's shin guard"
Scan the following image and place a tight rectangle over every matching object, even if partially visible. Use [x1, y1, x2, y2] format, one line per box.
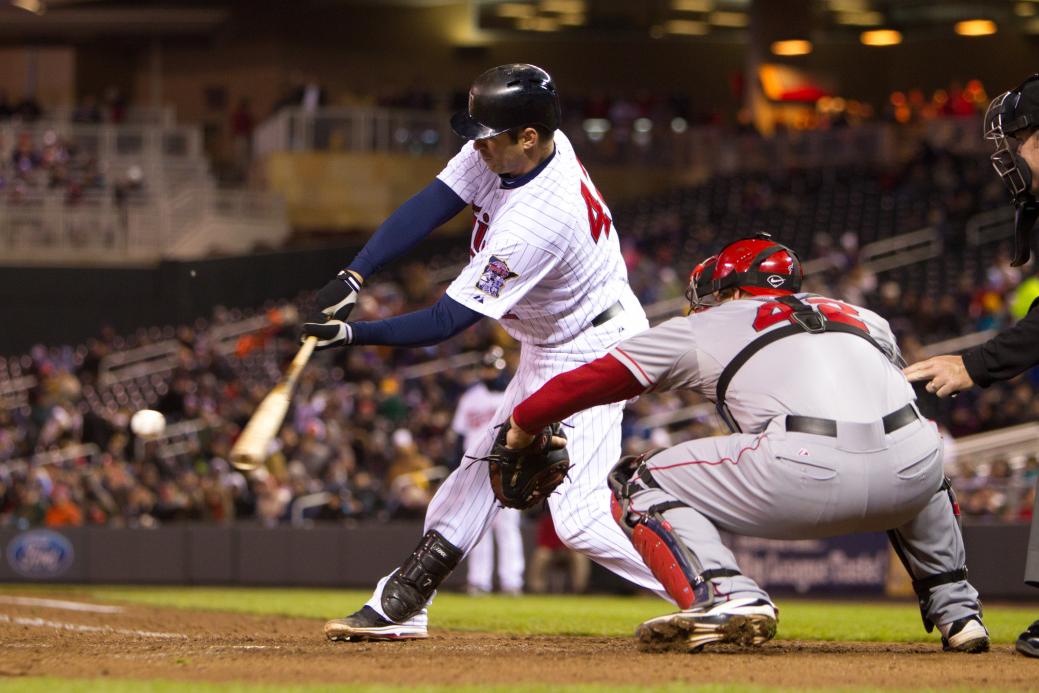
[608, 452, 736, 609]
[888, 477, 972, 633]
[381, 529, 463, 623]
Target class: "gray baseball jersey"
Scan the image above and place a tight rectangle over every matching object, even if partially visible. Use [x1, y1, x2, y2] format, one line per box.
[611, 293, 912, 432]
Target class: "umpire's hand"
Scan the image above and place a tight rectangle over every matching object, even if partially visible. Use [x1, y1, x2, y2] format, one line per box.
[316, 270, 363, 321]
[903, 354, 975, 398]
[301, 320, 353, 351]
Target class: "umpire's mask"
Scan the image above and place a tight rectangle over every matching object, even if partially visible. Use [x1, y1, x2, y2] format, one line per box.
[985, 74, 1039, 266]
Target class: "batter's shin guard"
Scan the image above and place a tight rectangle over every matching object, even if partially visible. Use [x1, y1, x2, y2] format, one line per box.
[887, 477, 970, 633]
[609, 452, 733, 609]
[381, 529, 463, 623]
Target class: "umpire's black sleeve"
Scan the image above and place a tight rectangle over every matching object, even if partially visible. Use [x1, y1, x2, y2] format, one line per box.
[962, 300, 1039, 387]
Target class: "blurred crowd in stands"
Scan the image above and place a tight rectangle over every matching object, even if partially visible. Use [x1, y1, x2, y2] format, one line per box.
[0, 85, 145, 206]
[0, 87, 129, 125]
[2, 108, 1038, 530]
[359, 77, 990, 132]
[0, 128, 106, 205]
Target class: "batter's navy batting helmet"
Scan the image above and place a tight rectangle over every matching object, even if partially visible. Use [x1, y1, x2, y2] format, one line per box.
[450, 63, 561, 141]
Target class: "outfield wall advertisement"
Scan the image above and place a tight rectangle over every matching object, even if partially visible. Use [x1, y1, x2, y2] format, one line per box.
[0, 524, 1032, 598]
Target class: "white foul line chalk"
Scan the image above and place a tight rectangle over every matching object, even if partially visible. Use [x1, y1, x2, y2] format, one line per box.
[0, 613, 187, 639]
[0, 596, 124, 613]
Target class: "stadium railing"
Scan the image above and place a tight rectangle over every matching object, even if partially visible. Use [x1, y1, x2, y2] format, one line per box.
[966, 207, 1016, 247]
[254, 106, 987, 169]
[6, 442, 101, 472]
[0, 120, 288, 263]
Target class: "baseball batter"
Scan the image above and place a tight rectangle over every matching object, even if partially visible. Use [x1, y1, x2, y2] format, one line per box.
[451, 349, 524, 595]
[302, 64, 663, 641]
[502, 235, 989, 653]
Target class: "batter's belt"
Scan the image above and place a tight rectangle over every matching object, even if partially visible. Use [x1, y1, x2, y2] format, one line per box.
[590, 300, 623, 327]
[784, 403, 918, 438]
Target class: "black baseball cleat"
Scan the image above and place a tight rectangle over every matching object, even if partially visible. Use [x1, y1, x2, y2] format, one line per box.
[1016, 620, 1039, 658]
[940, 615, 990, 653]
[635, 597, 778, 653]
[324, 606, 428, 642]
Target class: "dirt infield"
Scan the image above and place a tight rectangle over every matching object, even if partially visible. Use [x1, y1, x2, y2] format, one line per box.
[0, 595, 1033, 690]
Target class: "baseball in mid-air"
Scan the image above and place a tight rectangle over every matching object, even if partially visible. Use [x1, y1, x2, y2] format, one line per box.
[130, 409, 166, 437]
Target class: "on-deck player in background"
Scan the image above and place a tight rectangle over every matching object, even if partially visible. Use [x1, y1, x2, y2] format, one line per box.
[451, 347, 525, 596]
[905, 74, 1039, 658]
[302, 63, 664, 641]
[501, 235, 989, 654]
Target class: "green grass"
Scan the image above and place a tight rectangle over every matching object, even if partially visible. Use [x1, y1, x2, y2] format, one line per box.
[1, 583, 1034, 643]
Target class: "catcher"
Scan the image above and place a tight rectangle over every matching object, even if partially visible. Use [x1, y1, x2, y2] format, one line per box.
[495, 234, 989, 653]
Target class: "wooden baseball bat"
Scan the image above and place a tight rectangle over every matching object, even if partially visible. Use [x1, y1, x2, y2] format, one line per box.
[230, 335, 317, 471]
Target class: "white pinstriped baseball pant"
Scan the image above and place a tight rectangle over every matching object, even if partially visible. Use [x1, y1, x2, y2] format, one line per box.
[364, 314, 668, 624]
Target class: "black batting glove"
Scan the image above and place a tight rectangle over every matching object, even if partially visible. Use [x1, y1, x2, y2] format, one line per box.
[316, 270, 363, 321]
[301, 320, 353, 351]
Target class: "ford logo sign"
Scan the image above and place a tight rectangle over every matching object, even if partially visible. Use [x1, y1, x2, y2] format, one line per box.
[6, 530, 74, 579]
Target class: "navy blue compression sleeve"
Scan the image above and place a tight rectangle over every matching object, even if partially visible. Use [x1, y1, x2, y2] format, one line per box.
[347, 179, 467, 279]
[349, 294, 483, 347]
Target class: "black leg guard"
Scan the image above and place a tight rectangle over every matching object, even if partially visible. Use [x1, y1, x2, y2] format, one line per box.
[381, 529, 463, 623]
[608, 451, 740, 609]
[887, 477, 973, 633]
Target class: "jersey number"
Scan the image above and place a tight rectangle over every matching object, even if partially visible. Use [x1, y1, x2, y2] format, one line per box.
[752, 297, 868, 333]
[579, 162, 612, 243]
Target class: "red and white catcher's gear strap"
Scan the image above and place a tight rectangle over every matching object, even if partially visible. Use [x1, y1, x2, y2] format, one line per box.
[608, 452, 740, 609]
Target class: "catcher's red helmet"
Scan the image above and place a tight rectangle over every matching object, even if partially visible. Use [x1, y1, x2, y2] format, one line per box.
[686, 233, 802, 311]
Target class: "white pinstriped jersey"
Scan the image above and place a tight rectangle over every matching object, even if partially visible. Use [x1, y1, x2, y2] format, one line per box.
[610, 293, 914, 433]
[451, 383, 505, 446]
[441, 131, 638, 347]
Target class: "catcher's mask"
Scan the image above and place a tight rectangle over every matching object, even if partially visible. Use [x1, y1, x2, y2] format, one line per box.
[686, 233, 802, 313]
[985, 74, 1039, 266]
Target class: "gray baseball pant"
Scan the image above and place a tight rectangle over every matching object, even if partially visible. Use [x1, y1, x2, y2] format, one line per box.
[625, 414, 981, 627]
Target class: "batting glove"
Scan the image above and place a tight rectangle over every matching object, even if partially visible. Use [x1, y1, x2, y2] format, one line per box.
[302, 320, 353, 350]
[316, 270, 363, 321]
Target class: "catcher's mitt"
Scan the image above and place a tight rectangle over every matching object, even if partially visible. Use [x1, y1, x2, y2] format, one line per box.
[483, 420, 571, 509]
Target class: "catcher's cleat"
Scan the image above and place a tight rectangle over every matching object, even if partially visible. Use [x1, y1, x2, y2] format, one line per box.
[324, 606, 428, 642]
[1015, 620, 1039, 658]
[940, 615, 990, 653]
[636, 597, 778, 653]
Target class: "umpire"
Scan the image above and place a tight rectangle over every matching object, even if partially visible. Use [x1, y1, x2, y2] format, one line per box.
[904, 73, 1039, 658]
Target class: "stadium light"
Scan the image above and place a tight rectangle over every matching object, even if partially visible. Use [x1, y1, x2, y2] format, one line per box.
[710, 11, 748, 28]
[771, 39, 813, 56]
[11, 0, 45, 14]
[539, 0, 585, 13]
[498, 3, 536, 19]
[860, 29, 902, 46]
[665, 19, 710, 35]
[836, 11, 884, 26]
[671, 0, 714, 12]
[828, 0, 870, 11]
[955, 19, 997, 36]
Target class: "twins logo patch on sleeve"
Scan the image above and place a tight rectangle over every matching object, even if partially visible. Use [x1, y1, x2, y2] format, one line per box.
[475, 255, 518, 298]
